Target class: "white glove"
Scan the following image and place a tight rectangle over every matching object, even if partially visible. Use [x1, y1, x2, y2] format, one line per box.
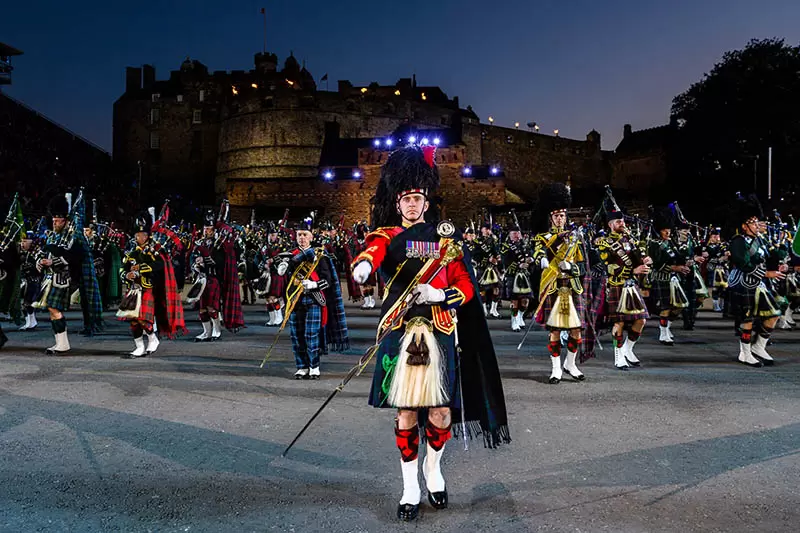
[301, 279, 318, 290]
[558, 260, 572, 272]
[412, 284, 445, 304]
[352, 261, 372, 284]
[540, 257, 549, 270]
[276, 260, 289, 276]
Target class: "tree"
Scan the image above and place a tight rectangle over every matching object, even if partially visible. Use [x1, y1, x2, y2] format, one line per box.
[671, 38, 800, 217]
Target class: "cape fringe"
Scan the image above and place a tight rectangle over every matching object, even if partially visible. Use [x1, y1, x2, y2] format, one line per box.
[328, 342, 350, 353]
[452, 420, 512, 449]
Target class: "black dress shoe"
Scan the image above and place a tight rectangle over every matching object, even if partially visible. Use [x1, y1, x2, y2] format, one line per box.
[753, 355, 774, 366]
[659, 340, 674, 346]
[624, 358, 641, 367]
[615, 365, 629, 371]
[548, 376, 560, 384]
[397, 503, 419, 521]
[428, 490, 448, 509]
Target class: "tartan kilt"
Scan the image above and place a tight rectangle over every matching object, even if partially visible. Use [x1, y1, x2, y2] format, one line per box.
[730, 282, 781, 321]
[650, 278, 679, 313]
[267, 272, 287, 299]
[536, 279, 586, 329]
[605, 282, 649, 323]
[35, 278, 71, 312]
[138, 288, 155, 324]
[200, 276, 221, 310]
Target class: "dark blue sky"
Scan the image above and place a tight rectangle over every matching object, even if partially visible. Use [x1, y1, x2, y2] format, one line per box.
[5, 0, 800, 152]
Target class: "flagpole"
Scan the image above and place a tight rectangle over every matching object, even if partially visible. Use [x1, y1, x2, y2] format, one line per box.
[261, 7, 267, 53]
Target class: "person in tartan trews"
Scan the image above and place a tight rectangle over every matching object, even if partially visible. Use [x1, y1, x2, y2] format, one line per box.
[727, 194, 786, 367]
[647, 206, 690, 346]
[532, 182, 588, 383]
[277, 213, 349, 380]
[351, 145, 509, 522]
[118, 214, 163, 358]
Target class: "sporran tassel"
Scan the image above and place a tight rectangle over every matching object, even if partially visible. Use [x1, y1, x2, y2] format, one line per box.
[669, 276, 690, 308]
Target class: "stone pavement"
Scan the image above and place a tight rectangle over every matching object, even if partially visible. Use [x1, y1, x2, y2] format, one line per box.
[0, 303, 798, 532]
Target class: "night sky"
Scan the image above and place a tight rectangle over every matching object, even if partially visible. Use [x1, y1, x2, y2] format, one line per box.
[5, 0, 800, 153]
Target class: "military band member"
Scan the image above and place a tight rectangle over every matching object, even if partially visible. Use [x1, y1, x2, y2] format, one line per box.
[533, 183, 587, 383]
[261, 223, 288, 326]
[727, 195, 785, 366]
[474, 222, 502, 317]
[648, 207, 689, 346]
[502, 225, 533, 332]
[35, 195, 82, 354]
[597, 209, 652, 370]
[278, 216, 349, 379]
[18, 231, 41, 331]
[351, 145, 509, 522]
[118, 215, 163, 358]
[704, 228, 729, 312]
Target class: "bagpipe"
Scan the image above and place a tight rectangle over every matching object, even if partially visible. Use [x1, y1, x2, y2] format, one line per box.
[51, 190, 80, 251]
[0, 193, 24, 252]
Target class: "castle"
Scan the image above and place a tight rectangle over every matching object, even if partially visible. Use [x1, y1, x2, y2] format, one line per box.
[113, 51, 615, 226]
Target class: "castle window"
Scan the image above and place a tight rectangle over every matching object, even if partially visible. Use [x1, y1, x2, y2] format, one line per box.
[192, 110, 202, 124]
[263, 97, 274, 108]
[528, 139, 536, 148]
[481, 130, 487, 140]
[199, 90, 205, 102]
[506, 135, 514, 144]
[151, 93, 160, 103]
[441, 116, 448, 125]
[149, 108, 160, 125]
[149, 132, 160, 150]
[553, 142, 560, 151]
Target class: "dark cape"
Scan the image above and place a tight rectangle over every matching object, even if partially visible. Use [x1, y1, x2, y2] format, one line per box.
[452, 241, 512, 448]
[376, 222, 510, 448]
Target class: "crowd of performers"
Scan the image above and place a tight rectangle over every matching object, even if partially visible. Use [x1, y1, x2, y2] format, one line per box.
[1, 144, 800, 521]
[0, 182, 798, 376]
